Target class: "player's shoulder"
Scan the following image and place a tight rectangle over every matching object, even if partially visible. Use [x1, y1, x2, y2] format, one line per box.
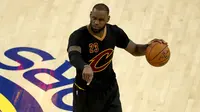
[71, 25, 87, 35]
[106, 24, 122, 32]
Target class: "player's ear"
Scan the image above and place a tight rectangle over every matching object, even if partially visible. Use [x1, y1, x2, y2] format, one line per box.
[107, 15, 110, 22]
[90, 11, 92, 17]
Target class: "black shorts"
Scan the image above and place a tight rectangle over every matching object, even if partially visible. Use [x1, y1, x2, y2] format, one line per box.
[72, 80, 122, 112]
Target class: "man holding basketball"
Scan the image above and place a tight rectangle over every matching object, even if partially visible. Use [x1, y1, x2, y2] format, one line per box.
[67, 3, 167, 112]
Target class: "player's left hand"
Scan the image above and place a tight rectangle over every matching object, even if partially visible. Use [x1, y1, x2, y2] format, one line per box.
[148, 38, 168, 45]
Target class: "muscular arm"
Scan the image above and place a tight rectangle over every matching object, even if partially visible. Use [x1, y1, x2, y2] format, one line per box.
[114, 25, 148, 56]
[125, 40, 148, 56]
[67, 31, 88, 71]
[67, 46, 88, 71]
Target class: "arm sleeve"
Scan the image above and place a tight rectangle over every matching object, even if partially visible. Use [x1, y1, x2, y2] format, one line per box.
[67, 31, 81, 51]
[114, 25, 130, 49]
[67, 31, 88, 71]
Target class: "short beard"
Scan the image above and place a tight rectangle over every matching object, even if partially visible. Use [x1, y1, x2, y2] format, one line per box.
[90, 23, 105, 33]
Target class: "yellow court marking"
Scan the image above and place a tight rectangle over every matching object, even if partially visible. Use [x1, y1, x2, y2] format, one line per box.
[0, 93, 17, 112]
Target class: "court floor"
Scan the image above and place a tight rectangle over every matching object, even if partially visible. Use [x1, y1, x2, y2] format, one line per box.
[0, 0, 200, 112]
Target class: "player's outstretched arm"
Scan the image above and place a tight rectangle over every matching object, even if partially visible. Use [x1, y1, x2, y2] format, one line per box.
[115, 25, 148, 56]
[67, 32, 93, 85]
[114, 25, 166, 56]
[124, 39, 167, 56]
[125, 40, 148, 56]
[68, 46, 88, 71]
[68, 46, 94, 85]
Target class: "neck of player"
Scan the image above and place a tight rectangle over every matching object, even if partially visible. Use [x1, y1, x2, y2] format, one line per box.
[88, 25, 105, 38]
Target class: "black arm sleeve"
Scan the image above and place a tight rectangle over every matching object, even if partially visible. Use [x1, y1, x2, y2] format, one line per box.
[67, 31, 88, 71]
[114, 25, 130, 49]
[68, 51, 87, 71]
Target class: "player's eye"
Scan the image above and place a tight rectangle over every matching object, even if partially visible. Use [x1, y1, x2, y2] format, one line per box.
[92, 16, 97, 20]
[99, 19, 103, 21]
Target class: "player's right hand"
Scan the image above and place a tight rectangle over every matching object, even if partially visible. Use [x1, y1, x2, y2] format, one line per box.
[82, 65, 93, 85]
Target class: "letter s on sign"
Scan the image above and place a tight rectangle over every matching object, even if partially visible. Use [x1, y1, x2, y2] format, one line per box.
[0, 47, 55, 70]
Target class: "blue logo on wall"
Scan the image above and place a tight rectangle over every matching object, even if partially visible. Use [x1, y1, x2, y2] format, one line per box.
[0, 47, 74, 111]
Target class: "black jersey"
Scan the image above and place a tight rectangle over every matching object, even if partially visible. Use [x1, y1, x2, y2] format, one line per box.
[67, 24, 130, 91]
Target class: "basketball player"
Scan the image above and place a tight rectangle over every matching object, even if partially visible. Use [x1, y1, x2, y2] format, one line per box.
[67, 3, 167, 112]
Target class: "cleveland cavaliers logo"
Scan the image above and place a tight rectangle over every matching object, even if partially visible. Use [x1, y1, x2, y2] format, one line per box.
[89, 49, 113, 72]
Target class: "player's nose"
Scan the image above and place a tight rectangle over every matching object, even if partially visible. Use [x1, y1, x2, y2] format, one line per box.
[94, 20, 99, 25]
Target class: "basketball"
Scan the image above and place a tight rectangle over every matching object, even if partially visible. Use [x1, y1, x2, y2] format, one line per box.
[145, 41, 170, 67]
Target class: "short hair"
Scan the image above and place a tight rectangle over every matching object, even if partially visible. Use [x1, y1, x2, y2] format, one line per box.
[92, 3, 110, 14]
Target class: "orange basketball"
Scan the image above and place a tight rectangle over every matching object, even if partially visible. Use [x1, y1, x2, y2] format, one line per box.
[145, 41, 170, 67]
